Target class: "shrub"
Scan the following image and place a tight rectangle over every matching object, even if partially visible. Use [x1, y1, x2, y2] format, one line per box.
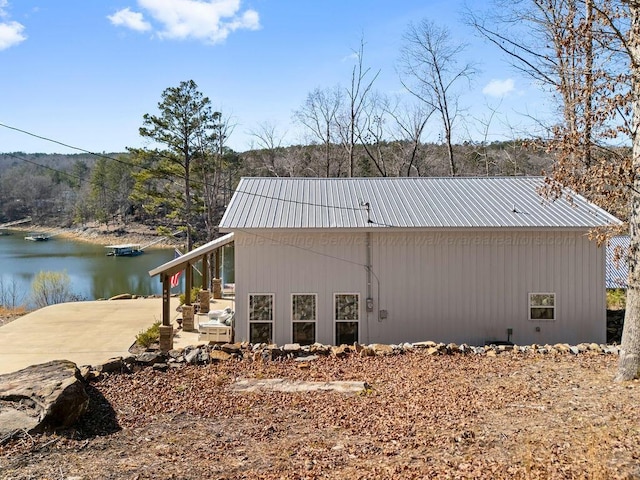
[0, 277, 25, 309]
[30, 271, 73, 308]
[607, 288, 626, 310]
[136, 321, 161, 348]
[179, 286, 201, 305]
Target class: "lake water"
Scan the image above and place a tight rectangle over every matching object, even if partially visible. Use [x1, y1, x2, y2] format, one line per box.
[0, 230, 175, 307]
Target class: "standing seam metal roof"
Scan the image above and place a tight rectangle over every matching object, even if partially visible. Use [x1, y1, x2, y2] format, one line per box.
[606, 236, 629, 289]
[218, 177, 621, 230]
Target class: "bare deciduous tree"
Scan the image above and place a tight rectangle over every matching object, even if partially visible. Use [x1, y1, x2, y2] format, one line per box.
[399, 20, 476, 177]
[293, 86, 343, 177]
[247, 121, 291, 177]
[469, 0, 638, 379]
[467, 0, 630, 204]
[336, 37, 380, 177]
[617, 0, 640, 381]
[383, 97, 435, 176]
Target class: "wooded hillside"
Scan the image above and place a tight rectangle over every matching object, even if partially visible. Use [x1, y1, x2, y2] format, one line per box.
[0, 142, 554, 242]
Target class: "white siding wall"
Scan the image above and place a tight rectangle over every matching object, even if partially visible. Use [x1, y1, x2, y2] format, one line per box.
[233, 229, 606, 346]
[234, 231, 367, 345]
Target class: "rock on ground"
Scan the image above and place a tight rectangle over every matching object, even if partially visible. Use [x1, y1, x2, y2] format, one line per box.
[0, 360, 89, 439]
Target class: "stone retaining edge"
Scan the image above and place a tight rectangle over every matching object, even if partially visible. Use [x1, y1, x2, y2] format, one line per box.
[79, 340, 621, 382]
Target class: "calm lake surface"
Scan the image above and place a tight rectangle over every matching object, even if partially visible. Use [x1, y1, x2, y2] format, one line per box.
[0, 230, 175, 307]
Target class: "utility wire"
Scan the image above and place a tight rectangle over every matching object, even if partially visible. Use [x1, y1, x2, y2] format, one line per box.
[2, 151, 130, 198]
[1, 124, 392, 298]
[236, 228, 367, 268]
[0, 122, 368, 214]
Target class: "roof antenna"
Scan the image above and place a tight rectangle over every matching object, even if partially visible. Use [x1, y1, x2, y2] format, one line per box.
[512, 204, 518, 213]
[360, 201, 372, 223]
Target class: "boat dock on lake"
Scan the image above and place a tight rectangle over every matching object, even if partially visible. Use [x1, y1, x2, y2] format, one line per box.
[24, 233, 50, 241]
[106, 244, 144, 257]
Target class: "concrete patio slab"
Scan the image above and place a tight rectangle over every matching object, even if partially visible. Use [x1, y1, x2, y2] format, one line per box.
[0, 297, 235, 374]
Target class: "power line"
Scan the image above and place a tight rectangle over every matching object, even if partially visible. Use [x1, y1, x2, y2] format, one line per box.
[0, 122, 368, 214]
[236, 228, 367, 268]
[2, 152, 130, 198]
[0, 122, 139, 170]
[4, 152, 85, 184]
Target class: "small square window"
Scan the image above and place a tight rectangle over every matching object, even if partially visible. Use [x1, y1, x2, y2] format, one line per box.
[529, 293, 555, 321]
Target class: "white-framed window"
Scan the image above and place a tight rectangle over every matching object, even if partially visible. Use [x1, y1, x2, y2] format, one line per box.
[334, 293, 359, 345]
[249, 293, 274, 343]
[529, 293, 556, 321]
[292, 293, 316, 345]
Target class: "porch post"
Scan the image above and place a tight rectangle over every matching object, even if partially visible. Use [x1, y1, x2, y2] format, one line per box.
[162, 274, 171, 326]
[199, 254, 210, 314]
[185, 263, 192, 305]
[213, 248, 222, 299]
[202, 254, 209, 290]
[182, 262, 195, 331]
[160, 273, 173, 351]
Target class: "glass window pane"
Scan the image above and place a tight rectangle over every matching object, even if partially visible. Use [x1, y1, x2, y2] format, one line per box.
[250, 322, 272, 344]
[335, 294, 359, 321]
[531, 307, 554, 320]
[293, 322, 315, 345]
[336, 321, 358, 345]
[293, 295, 316, 321]
[530, 294, 554, 307]
[250, 294, 273, 321]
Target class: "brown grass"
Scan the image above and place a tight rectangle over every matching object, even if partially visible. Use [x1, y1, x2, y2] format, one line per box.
[0, 305, 27, 326]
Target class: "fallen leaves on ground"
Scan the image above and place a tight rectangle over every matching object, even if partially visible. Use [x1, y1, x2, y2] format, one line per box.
[1, 351, 639, 479]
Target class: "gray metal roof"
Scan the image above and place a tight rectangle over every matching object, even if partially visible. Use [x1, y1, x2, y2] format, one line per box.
[219, 177, 621, 230]
[606, 235, 629, 289]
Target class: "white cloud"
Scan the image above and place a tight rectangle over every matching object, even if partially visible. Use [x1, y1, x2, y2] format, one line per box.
[341, 52, 358, 62]
[112, 0, 260, 44]
[0, 20, 25, 49]
[482, 78, 515, 98]
[108, 7, 152, 32]
[0, 1, 26, 51]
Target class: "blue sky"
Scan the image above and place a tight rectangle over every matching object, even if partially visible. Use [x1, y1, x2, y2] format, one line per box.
[0, 0, 553, 154]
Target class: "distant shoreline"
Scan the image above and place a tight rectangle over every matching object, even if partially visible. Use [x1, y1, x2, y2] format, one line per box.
[8, 222, 182, 249]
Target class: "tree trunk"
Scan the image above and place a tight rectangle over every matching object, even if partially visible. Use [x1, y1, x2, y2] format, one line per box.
[617, 2, 640, 381]
[583, 0, 593, 168]
[184, 148, 193, 252]
[446, 130, 456, 177]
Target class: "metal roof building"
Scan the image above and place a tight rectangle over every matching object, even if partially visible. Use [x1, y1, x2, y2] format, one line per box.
[214, 176, 621, 347]
[606, 236, 629, 289]
[219, 177, 619, 230]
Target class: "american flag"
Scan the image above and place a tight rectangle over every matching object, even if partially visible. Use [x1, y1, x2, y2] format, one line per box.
[170, 248, 182, 288]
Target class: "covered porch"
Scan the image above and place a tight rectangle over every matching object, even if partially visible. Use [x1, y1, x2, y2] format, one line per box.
[148, 232, 235, 351]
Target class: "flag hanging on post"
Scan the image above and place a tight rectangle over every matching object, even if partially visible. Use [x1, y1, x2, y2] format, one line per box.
[170, 248, 183, 289]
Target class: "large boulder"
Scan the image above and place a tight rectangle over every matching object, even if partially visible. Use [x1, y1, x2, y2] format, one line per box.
[0, 360, 89, 438]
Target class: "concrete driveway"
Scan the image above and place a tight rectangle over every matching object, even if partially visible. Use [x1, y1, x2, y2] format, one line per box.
[0, 298, 180, 374]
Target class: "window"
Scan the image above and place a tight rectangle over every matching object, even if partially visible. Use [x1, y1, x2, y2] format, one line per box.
[335, 293, 359, 345]
[249, 294, 274, 343]
[292, 294, 316, 345]
[529, 293, 555, 321]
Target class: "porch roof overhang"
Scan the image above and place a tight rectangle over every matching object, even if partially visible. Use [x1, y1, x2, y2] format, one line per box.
[148, 232, 234, 278]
